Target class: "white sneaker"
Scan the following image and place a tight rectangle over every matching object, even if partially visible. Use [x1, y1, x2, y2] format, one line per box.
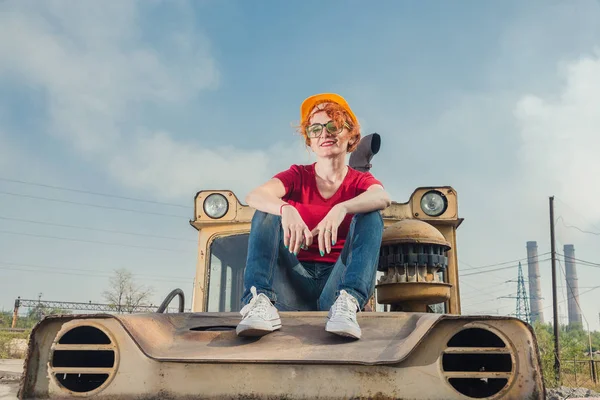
[325, 290, 361, 339]
[236, 286, 282, 337]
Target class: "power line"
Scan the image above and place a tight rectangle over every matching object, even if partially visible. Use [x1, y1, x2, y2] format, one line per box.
[557, 258, 589, 326]
[0, 262, 193, 283]
[460, 288, 512, 303]
[460, 259, 516, 282]
[461, 293, 514, 308]
[0, 229, 193, 253]
[558, 286, 599, 289]
[460, 280, 512, 302]
[0, 264, 115, 279]
[0, 260, 190, 281]
[0, 265, 190, 284]
[0, 215, 196, 243]
[475, 282, 600, 317]
[536, 283, 600, 314]
[461, 253, 551, 271]
[0, 190, 188, 219]
[462, 279, 511, 293]
[556, 253, 600, 269]
[461, 258, 552, 277]
[556, 216, 600, 236]
[0, 177, 188, 208]
[555, 197, 600, 232]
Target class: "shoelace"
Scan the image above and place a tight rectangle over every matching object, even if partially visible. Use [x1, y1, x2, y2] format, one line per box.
[240, 286, 271, 318]
[332, 290, 359, 320]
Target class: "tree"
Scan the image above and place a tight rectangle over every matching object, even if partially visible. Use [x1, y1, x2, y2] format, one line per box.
[102, 268, 154, 313]
[533, 321, 558, 387]
[27, 305, 71, 323]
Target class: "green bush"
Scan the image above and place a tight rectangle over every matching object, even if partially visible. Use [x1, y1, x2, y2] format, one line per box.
[533, 320, 599, 390]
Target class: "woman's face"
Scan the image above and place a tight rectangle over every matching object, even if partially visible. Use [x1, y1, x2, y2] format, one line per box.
[307, 110, 351, 158]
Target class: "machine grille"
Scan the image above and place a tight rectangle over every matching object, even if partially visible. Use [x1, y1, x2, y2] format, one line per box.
[442, 327, 514, 399]
[50, 325, 118, 395]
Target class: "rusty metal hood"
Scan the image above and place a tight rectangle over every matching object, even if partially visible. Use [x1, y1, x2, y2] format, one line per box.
[66, 311, 446, 366]
[382, 219, 451, 248]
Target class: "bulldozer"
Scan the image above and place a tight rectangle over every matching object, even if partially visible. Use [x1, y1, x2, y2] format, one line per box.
[17, 134, 545, 399]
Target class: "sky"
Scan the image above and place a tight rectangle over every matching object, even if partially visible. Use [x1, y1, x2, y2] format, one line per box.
[1, 0, 600, 331]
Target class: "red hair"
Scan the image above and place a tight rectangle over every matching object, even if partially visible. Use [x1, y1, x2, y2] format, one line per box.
[297, 101, 361, 153]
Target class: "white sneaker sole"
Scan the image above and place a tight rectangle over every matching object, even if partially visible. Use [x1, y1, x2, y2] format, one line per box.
[325, 320, 361, 339]
[236, 318, 282, 337]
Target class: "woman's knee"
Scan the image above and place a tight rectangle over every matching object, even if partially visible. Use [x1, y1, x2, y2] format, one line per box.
[251, 210, 281, 229]
[352, 210, 383, 229]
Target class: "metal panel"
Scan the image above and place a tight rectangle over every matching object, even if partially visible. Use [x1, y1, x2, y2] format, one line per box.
[114, 311, 443, 365]
[20, 315, 545, 400]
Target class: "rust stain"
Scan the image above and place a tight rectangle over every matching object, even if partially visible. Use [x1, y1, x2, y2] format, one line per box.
[95, 393, 407, 400]
[353, 369, 392, 379]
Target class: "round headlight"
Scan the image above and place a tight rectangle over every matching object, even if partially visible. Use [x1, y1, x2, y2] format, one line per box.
[203, 193, 229, 219]
[420, 190, 447, 217]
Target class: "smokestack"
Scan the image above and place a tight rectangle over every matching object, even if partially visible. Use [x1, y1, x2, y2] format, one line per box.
[527, 241, 544, 323]
[563, 244, 582, 327]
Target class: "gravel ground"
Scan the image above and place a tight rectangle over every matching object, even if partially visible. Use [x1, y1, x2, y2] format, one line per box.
[546, 386, 600, 399]
[0, 378, 18, 400]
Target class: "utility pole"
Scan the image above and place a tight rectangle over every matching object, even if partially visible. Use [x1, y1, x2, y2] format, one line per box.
[550, 196, 561, 384]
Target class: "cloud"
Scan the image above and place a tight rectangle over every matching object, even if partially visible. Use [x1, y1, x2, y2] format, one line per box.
[109, 130, 313, 199]
[0, 1, 290, 200]
[340, 2, 600, 324]
[515, 51, 600, 222]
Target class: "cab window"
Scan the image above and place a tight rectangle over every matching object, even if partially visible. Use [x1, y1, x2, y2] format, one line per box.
[207, 233, 249, 312]
[206, 233, 448, 314]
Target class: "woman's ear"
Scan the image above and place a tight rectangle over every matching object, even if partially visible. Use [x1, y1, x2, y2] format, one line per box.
[349, 138, 358, 151]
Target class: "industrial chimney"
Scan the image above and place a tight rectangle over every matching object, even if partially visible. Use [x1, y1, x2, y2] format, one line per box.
[527, 241, 544, 323]
[563, 244, 582, 327]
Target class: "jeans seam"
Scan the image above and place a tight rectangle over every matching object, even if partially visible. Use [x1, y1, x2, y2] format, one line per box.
[341, 216, 357, 291]
[266, 215, 280, 303]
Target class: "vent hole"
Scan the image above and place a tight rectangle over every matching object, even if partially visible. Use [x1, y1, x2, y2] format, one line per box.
[55, 374, 109, 393]
[442, 354, 512, 372]
[59, 326, 111, 344]
[190, 326, 236, 331]
[448, 378, 508, 398]
[447, 328, 505, 348]
[52, 350, 115, 368]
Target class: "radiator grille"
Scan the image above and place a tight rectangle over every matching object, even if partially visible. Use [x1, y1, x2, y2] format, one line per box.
[50, 324, 118, 395]
[442, 327, 514, 398]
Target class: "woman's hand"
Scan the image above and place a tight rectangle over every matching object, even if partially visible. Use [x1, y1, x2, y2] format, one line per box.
[281, 205, 312, 255]
[312, 204, 348, 256]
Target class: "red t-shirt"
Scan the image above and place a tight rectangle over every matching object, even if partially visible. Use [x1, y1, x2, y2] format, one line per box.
[273, 163, 383, 263]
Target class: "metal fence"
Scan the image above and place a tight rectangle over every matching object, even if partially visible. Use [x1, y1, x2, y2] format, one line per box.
[560, 359, 599, 390]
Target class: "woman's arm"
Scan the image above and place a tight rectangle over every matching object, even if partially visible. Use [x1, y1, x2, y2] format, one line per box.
[312, 185, 391, 255]
[337, 184, 392, 214]
[245, 178, 288, 215]
[246, 178, 313, 254]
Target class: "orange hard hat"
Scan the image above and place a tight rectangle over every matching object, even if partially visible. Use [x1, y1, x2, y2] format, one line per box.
[300, 93, 359, 126]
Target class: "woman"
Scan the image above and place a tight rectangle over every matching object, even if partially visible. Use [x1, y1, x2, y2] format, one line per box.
[237, 93, 391, 339]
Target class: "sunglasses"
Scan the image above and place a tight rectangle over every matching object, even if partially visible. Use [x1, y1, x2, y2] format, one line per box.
[306, 120, 351, 138]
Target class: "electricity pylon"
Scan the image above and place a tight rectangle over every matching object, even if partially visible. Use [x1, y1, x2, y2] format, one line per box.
[515, 262, 531, 324]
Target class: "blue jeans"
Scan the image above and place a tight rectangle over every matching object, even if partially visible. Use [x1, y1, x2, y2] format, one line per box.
[241, 210, 384, 311]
